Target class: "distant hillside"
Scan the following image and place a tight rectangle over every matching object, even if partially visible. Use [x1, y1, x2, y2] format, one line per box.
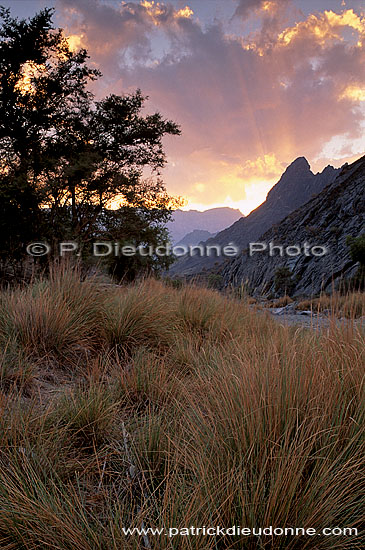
[222, 155, 365, 296]
[166, 207, 242, 244]
[169, 157, 340, 276]
[176, 229, 215, 247]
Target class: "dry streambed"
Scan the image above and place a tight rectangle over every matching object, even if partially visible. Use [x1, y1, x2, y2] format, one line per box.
[264, 302, 365, 329]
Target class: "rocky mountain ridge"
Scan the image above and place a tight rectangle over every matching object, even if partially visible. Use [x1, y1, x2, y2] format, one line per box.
[169, 157, 340, 276]
[167, 207, 242, 244]
[175, 229, 215, 247]
[221, 155, 365, 296]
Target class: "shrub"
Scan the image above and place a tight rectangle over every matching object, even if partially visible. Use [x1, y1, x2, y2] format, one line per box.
[346, 234, 365, 265]
[274, 266, 295, 296]
[207, 273, 223, 289]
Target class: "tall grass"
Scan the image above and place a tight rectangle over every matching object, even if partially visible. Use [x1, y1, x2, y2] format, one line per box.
[0, 265, 103, 360]
[0, 268, 363, 549]
[103, 280, 175, 352]
[297, 291, 365, 318]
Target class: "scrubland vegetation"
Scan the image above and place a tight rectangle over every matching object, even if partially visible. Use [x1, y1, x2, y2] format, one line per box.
[0, 266, 364, 549]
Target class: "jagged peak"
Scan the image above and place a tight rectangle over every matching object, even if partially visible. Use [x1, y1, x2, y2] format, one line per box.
[284, 156, 311, 174]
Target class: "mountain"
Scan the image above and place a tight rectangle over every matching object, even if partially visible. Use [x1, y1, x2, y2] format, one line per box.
[169, 157, 340, 276]
[166, 207, 242, 244]
[221, 154, 365, 296]
[176, 229, 215, 247]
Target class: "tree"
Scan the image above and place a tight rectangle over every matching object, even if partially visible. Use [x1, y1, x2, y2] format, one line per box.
[0, 7, 99, 256]
[0, 7, 181, 276]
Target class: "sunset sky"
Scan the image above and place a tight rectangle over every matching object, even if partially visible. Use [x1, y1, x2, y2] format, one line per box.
[5, 0, 365, 214]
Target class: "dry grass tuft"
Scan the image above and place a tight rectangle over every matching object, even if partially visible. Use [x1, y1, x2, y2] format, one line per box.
[269, 294, 294, 308]
[0, 269, 363, 549]
[297, 291, 365, 318]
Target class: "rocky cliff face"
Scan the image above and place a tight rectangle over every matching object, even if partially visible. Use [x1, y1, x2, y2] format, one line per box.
[169, 158, 340, 276]
[221, 155, 365, 296]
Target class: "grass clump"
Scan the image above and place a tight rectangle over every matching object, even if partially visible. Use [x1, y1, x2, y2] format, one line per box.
[55, 382, 118, 447]
[297, 291, 365, 318]
[0, 268, 363, 549]
[0, 265, 103, 359]
[0, 339, 35, 392]
[102, 280, 175, 352]
[269, 294, 293, 308]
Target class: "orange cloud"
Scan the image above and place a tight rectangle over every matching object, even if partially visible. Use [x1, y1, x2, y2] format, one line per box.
[140, 1, 165, 25]
[176, 6, 194, 19]
[340, 85, 365, 101]
[277, 9, 365, 47]
[241, 153, 284, 179]
[66, 34, 85, 52]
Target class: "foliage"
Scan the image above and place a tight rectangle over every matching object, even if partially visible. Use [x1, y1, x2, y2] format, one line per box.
[0, 7, 181, 276]
[346, 234, 365, 266]
[346, 234, 365, 290]
[274, 266, 295, 295]
[207, 273, 223, 289]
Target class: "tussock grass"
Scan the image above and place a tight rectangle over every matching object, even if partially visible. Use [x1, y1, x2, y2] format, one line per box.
[103, 280, 175, 352]
[269, 294, 294, 308]
[297, 291, 365, 318]
[0, 265, 103, 359]
[0, 268, 363, 549]
[54, 382, 119, 447]
[0, 339, 35, 392]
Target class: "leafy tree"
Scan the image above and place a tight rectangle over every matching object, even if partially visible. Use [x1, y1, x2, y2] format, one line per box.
[0, 7, 98, 255]
[0, 7, 181, 276]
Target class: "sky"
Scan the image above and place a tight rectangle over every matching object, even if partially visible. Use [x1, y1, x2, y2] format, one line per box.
[3, 0, 365, 214]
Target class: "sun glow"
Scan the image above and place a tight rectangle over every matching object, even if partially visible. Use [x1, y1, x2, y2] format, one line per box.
[183, 178, 275, 216]
[66, 34, 85, 52]
[14, 61, 45, 95]
[340, 85, 365, 101]
[262, 1, 276, 13]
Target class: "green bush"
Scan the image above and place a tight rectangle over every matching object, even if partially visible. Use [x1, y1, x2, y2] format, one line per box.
[346, 234, 365, 266]
[274, 266, 295, 296]
[207, 273, 223, 289]
[346, 235, 365, 290]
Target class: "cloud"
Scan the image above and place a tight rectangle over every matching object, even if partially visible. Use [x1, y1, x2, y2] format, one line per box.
[56, 0, 365, 210]
[277, 8, 365, 47]
[57, 0, 195, 74]
[234, 0, 288, 20]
